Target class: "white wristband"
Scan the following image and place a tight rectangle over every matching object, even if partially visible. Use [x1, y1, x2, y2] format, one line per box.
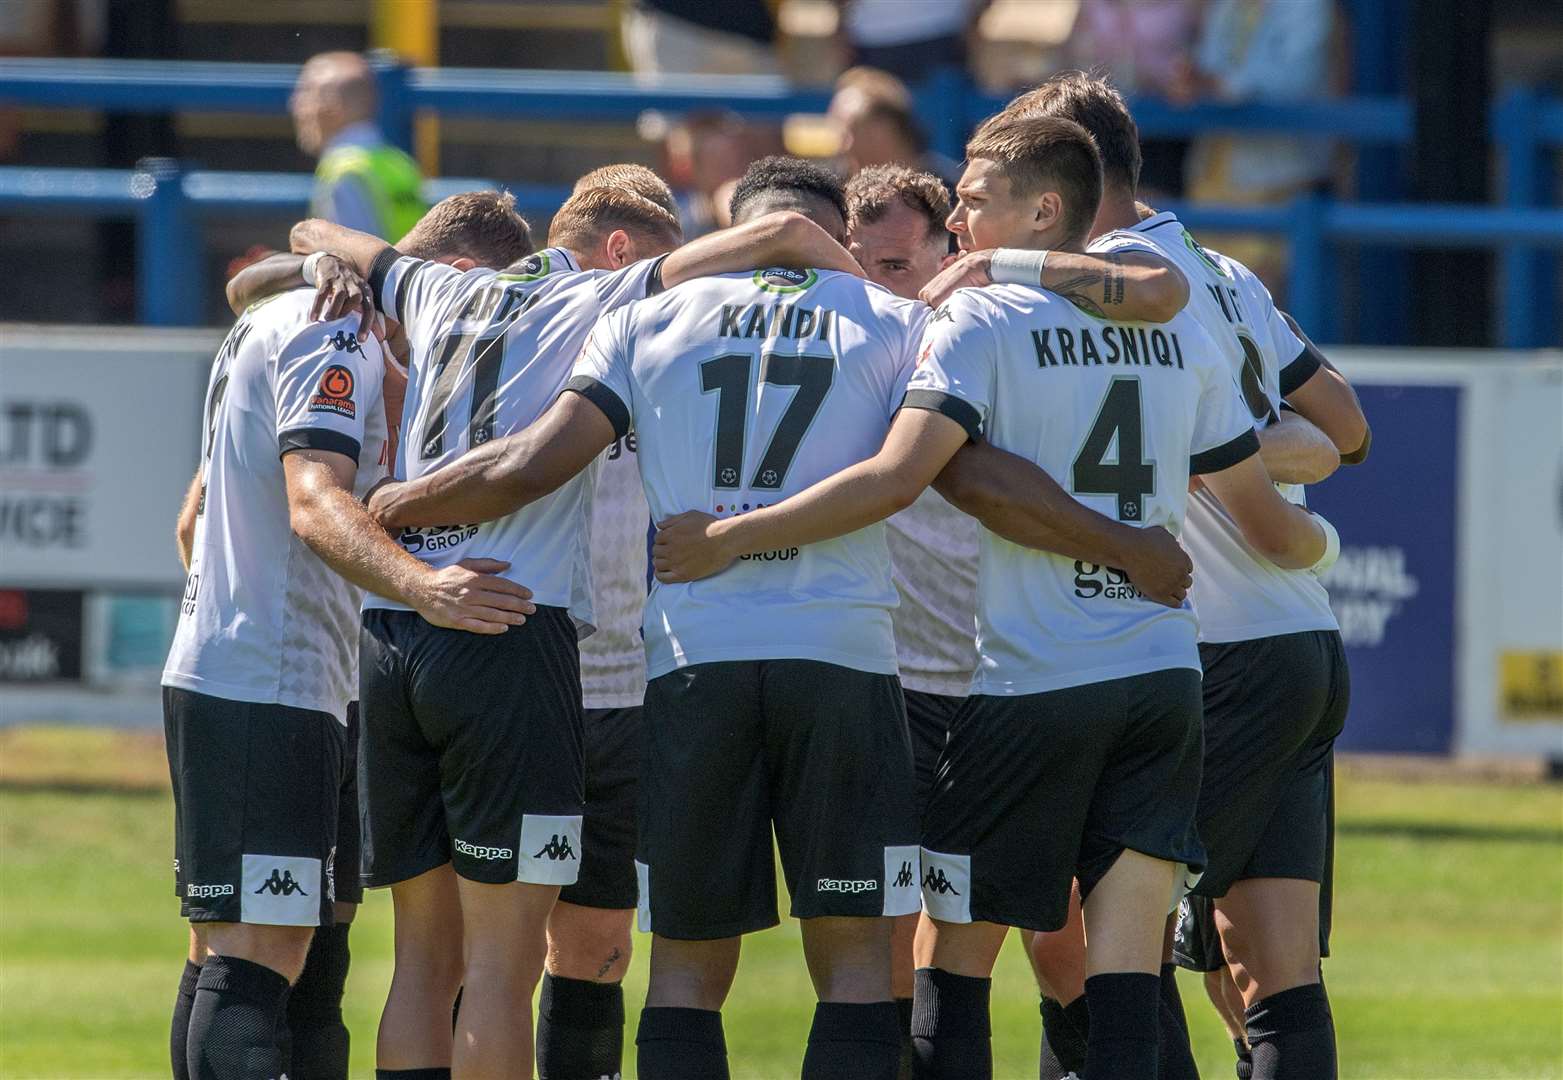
[989, 248, 1050, 286]
[300, 250, 328, 287]
[1308, 513, 1341, 576]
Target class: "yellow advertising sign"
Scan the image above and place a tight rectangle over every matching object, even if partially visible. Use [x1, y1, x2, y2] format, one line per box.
[1499, 651, 1563, 722]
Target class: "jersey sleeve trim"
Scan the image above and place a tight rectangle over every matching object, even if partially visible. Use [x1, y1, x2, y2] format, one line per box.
[1278, 342, 1324, 397]
[366, 247, 401, 308]
[278, 426, 362, 463]
[901, 388, 981, 441]
[564, 375, 631, 440]
[1189, 428, 1260, 475]
[644, 253, 670, 297]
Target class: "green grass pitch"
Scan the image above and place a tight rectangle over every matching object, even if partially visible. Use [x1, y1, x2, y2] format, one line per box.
[0, 733, 1558, 1078]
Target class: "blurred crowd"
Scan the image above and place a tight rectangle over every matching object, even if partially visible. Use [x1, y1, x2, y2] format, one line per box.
[623, 0, 1343, 286]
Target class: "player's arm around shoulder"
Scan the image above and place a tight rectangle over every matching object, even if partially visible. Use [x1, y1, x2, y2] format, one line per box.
[657, 211, 862, 289]
[921, 243, 1188, 322]
[1257, 409, 1342, 486]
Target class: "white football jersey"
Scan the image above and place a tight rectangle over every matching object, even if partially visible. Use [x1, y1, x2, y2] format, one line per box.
[579, 432, 651, 709]
[906, 284, 1258, 695]
[886, 490, 980, 697]
[1092, 213, 1338, 642]
[571, 268, 924, 679]
[368, 247, 663, 625]
[163, 289, 388, 720]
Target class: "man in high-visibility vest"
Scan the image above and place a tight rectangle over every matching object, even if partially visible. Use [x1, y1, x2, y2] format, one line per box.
[290, 51, 426, 241]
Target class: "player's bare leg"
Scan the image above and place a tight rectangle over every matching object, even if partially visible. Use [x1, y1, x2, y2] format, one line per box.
[1024, 885, 1089, 1080]
[638, 934, 741, 1079]
[539, 901, 633, 1078]
[1078, 850, 1178, 1080]
[452, 876, 557, 1078]
[1206, 965, 1254, 1078]
[379, 865, 464, 1070]
[797, 916, 903, 1078]
[910, 916, 1009, 1078]
[1216, 877, 1336, 1079]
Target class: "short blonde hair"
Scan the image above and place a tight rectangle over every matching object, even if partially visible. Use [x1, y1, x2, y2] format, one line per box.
[572, 164, 678, 217]
[547, 186, 683, 251]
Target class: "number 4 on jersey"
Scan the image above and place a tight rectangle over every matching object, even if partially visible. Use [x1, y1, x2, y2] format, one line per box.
[1072, 376, 1155, 522]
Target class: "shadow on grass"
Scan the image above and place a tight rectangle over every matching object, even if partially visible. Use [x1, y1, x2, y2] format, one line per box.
[1339, 819, 1563, 844]
[0, 779, 167, 798]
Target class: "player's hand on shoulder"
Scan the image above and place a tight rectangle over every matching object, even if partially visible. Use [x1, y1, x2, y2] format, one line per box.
[309, 254, 376, 336]
[414, 558, 537, 635]
[918, 250, 994, 309]
[1120, 525, 1195, 609]
[653, 511, 736, 583]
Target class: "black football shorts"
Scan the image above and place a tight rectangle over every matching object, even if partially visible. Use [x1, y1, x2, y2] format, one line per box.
[164, 687, 345, 926]
[904, 689, 963, 818]
[559, 706, 642, 910]
[358, 607, 585, 889]
[635, 659, 920, 940]
[1193, 630, 1350, 898]
[920, 667, 1205, 933]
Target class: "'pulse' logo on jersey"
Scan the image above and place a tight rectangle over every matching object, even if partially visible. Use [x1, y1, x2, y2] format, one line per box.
[309, 365, 356, 418]
[534, 834, 576, 861]
[254, 869, 308, 897]
[922, 867, 961, 896]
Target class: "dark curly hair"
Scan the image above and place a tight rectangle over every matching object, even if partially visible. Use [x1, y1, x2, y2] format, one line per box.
[728, 155, 848, 226]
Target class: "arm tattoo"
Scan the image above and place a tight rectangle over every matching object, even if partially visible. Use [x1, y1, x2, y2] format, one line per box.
[1104, 252, 1126, 308]
[1051, 271, 1108, 318]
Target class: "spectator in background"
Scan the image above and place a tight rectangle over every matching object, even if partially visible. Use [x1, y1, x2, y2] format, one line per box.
[828, 67, 961, 184]
[1173, 0, 1339, 286]
[1061, 0, 1201, 196]
[290, 51, 426, 241]
[650, 109, 759, 237]
[623, 0, 779, 77]
[838, 0, 989, 86]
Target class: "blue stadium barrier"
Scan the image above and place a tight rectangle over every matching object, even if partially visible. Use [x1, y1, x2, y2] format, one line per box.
[1, 58, 1559, 341]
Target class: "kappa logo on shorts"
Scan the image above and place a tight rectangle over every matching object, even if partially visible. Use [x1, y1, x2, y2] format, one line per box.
[454, 838, 514, 861]
[186, 883, 235, 899]
[325, 845, 336, 903]
[518, 814, 584, 887]
[254, 869, 309, 897]
[534, 834, 577, 861]
[882, 845, 922, 916]
[309, 364, 356, 418]
[922, 867, 960, 895]
[240, 854, 321, 926]
[919, 848, 972, 924]
[817, 878, 877, 894]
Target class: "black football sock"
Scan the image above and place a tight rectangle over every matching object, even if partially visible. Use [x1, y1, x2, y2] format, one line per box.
[803, 1001, 901, 1080]
[1246, 983, 1337, 1080]
[910, 967, 992, 1080]
[536, 973, 625, 1080]
[1038, 995, 1087, 1079]
[374, 1070, 451, 1079]
[1082, 972, 1159, 1080]
[1157, 963, 1200, 1080]
[172, 959, 202, 1080]
[186, 954, 291, 1080]
[1063, 994, 1091, 1049]
[286, 924, 351, 1079]
[636, 1006, 728, 1080]
[896, 997, 915, 1080]
[1234, 1037, 1254, 1080]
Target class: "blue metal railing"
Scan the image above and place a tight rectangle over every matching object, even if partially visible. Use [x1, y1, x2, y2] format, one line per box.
[0, 58, 1558, 343]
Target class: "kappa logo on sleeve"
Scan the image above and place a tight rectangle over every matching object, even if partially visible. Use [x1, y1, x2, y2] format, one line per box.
[310, 364, 357, 418]
[329, 330, 363, 355]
